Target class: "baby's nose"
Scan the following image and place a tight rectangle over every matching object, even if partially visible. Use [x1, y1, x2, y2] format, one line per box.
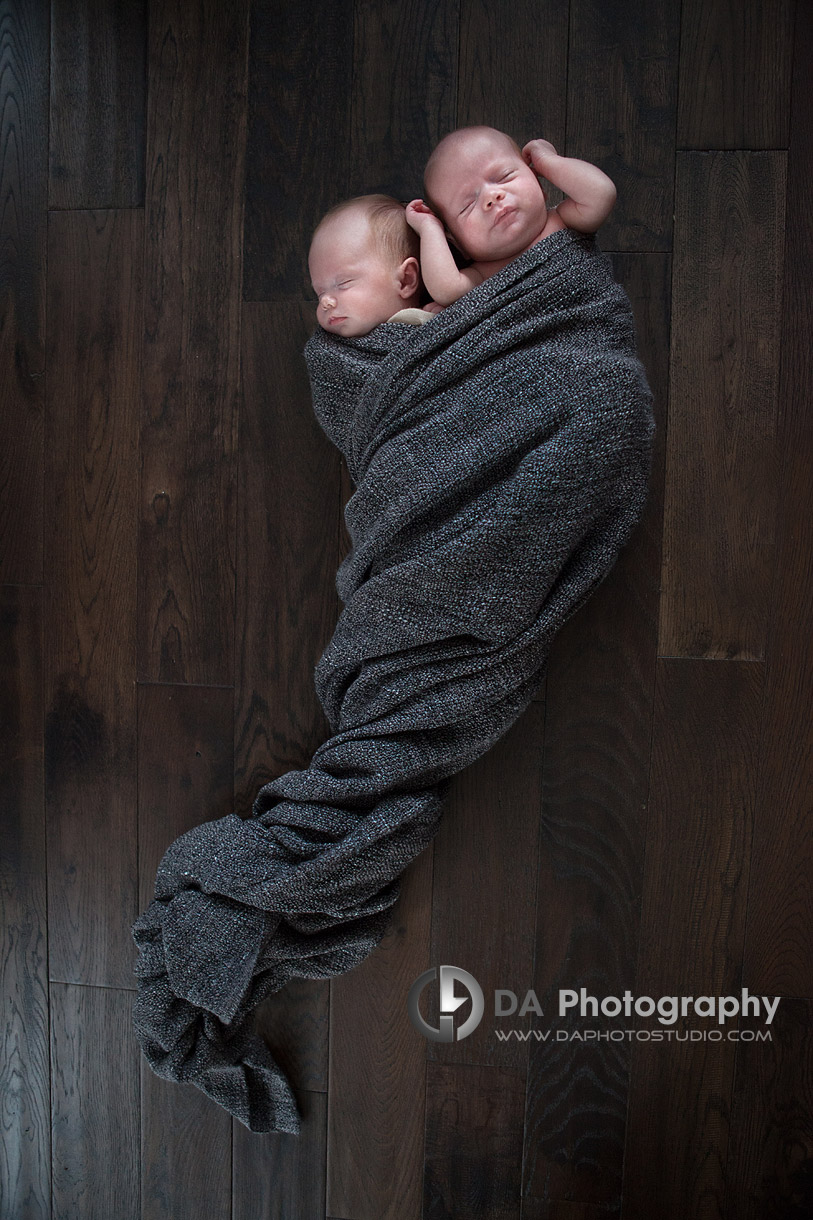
[319, 293, 336, 309]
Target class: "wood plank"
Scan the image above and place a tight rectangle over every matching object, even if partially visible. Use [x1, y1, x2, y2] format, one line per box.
[458, 0, 568, 210]
[50, 0, 146, 208]
[677, 0, 794, 149]
[426, 701, 546, 1073]
[350, 0, 458, 200]
[233, 301, 337, 1196]
[743, 0, 813, 1000]
[141, 1055, 232, 1220]
[522, 1200, 619, 1220]
[521, 251, 669, 1208]
[45, 208, 141, 987]
[243, 0, 354, 300]
[521, 571, 656, 1208]
[659, 151, 786, 659]
[250, 977, 329, 1098]
[137, 681, 234, 913]
[50, 983, 140, 1220]
[234, 301, 339, 815]
[0, 586, 50, 1220]
[0, 0, 47, 582]
[138, 0, 248, 685]
[327, 844, 434, 1220]
[233, 1090, 327, 1220]
[567, 0, 679, 250]
[424, 1062, 526, 1219]
[136, 683, 234, 1216]
[725, 998, 813, 1219]
[622, 658, 764, 1220]
[607, 251, 671, 580]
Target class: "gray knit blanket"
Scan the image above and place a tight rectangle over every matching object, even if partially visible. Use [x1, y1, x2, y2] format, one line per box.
[131, 226, 655, 1135]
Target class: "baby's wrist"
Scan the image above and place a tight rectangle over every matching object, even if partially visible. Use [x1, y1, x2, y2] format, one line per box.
[532, 150, 558, 174]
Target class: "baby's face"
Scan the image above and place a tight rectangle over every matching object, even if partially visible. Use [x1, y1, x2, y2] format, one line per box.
[428, 131, 548, 264]
[308, 212, 408, 337]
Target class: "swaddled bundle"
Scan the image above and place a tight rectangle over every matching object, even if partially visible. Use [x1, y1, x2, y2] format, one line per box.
[131, 226, 655, 1135]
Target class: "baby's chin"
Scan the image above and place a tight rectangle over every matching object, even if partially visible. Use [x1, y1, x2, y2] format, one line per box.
[318, 317, 367, 338]
[470, 231, 540, 264]
[319, 312, 395, 338]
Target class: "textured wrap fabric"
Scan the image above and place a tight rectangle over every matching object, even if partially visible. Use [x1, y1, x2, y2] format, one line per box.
[131, 226, 655, 1135]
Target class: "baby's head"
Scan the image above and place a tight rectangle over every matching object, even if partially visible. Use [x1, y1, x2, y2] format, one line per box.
[308, 195, 422, 337]
[424, 126, 548, 264]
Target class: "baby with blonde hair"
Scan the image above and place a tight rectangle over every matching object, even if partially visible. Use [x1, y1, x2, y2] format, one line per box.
[308, 194, 440, 338]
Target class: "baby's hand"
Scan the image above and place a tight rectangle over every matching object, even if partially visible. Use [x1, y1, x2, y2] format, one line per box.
[522, 138, 558, 173]
[405, 199, 445, 232]
[423, 301, 445, 315]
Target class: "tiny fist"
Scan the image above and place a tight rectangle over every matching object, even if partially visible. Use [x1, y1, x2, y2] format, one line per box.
[524, 137, 558, 161]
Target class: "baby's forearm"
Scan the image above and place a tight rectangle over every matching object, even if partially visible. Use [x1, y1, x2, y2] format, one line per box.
[540, 154, 616, 227]
[418, 225, 475, 306]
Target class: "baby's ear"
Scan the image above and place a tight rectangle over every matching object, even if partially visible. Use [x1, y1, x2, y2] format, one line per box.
[399, 255, 421, 295]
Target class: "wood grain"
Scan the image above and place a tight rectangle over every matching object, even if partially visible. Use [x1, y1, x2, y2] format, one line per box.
[0, 0, 47, 582]
[141, 1057, 232, 1220]
[44, 209, 141, 987]
[138, 0, 248, 685]
[424, 1061, 526, 1219]
[568, 0, 679, 250]
[743, 0, 813, 999]
[137, 681, 234, 913]
[677, 0, 795, 149]
[658, 151, 786, 658]
[49, 0, 146, 208]
[426, 701, 546, 1073]
[350, 0, 458, 200]
[233, 1090, 327, 1220]
[243, 0, 354, 300]
[458, 0, 568, 188]
[520, 250, 669, 1210]
[327, 845, 434, 1220]
[623, 658, 764, 1220]
[0, 586, 50, 1220]
[725, 998, 813, 1219]
[233, 299, 335, 1196]
[522, 1200, 619, 1220]
[50, 983, 140, 1220]
[234, 301, 339, 815]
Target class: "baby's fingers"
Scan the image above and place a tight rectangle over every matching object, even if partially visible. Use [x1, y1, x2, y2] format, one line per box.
[523, 137, 558, 163]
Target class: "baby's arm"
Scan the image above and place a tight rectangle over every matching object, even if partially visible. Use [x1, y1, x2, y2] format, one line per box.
[523, 139, 617, 233]
[405, 200, 483, 306]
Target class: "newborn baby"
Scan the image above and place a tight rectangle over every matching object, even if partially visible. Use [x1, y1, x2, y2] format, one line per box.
[308, 194, 440, 338]
[406, 126, 617, 306]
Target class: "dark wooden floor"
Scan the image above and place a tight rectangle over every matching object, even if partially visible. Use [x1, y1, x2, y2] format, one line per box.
[2, 0, 811, 1217]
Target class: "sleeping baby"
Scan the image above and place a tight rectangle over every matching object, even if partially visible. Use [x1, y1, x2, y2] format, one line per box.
[307, 129, 617, 338]
[406, 126, 617, 306]
[308, 194, 441, 337]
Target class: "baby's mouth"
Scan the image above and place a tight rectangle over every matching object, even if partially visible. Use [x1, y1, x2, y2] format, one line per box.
[493, 206, 517, 227]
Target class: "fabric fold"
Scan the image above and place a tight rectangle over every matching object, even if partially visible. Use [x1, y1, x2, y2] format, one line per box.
[132, 226, 655, 1134]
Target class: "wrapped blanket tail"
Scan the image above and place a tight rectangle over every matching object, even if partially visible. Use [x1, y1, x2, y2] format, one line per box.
[132, 227, 655, 1134]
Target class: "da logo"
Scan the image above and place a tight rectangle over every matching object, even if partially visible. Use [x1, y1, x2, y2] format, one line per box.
[408, 965, 484, 1042]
